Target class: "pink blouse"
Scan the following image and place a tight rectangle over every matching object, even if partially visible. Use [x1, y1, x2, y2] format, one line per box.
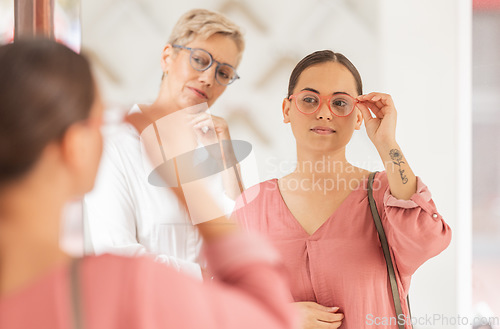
[233, 171, 452, 329]
[0, 233, 297, 329]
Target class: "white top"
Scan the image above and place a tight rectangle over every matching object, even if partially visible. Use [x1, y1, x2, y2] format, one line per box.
[83, 105, 235, 279]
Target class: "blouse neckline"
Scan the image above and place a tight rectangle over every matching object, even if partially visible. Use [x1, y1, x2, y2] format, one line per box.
[272, 175, 370, 238]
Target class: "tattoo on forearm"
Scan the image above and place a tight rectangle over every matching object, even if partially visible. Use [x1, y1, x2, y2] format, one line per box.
[389, 149, 408, 184]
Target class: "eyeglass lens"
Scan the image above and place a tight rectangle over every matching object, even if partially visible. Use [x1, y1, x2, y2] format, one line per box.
[297, 92, 355, 116]
[189, 49, 237, 85]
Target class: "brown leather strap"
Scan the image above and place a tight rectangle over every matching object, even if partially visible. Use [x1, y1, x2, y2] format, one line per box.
[368, 172, 408, 329]
[70, 258, 83, 329]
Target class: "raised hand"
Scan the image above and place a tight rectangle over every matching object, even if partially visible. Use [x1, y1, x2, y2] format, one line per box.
[356, 92, 397, 148]
[189, 112, 231, 144]
[356, 92, 417, 199]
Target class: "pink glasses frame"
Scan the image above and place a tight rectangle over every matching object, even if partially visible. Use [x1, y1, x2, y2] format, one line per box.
[288, 90, 359, 117]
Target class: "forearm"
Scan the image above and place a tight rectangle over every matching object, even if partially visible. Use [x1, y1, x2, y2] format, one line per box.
[202, 232, 296, 329]
[218, 137, 244, 200]
[376, 141, 417, 200]
[221, 163, 244, 200]
[168, 183, 237, 243]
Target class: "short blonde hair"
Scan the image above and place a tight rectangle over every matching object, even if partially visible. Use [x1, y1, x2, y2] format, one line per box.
[168, 9, 245, 63]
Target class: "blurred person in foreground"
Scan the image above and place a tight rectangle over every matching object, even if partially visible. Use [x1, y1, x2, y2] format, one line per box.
[0, 38, 296, 329]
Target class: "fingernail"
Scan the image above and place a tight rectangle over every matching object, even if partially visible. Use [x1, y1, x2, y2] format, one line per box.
[330, 307, 340, 312]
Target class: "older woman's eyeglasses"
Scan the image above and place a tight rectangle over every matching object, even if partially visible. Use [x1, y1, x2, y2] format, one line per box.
[289, 90, 358, 117]
[173, 45, 240, 86]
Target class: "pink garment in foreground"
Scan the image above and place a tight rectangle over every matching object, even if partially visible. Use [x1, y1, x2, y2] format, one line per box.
[233, 171, 452, 329]
[0, 233, 297, 329]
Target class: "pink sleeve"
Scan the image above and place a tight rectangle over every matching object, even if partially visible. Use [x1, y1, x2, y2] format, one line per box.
[125, 233, 297, 329]
[377, 175, 452, 280]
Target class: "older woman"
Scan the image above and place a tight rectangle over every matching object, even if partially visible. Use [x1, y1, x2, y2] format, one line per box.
[233, 50, 452, 329]
[84, 9, 244, 279]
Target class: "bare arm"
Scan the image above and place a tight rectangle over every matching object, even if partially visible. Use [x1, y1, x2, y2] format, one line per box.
[357, 92, 417, 200]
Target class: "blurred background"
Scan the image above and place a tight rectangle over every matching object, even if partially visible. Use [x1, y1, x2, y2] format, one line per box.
[472, 0, 500, 325]
[1, 0, 499, 328]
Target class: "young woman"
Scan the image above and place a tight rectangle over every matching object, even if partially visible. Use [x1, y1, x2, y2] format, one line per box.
[232, 50, 452, 329]
[83, 9, 245, 280]
[0, 39, 296, 329]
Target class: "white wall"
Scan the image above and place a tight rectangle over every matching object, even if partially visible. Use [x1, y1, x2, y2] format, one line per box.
[377, 1, 472, 328]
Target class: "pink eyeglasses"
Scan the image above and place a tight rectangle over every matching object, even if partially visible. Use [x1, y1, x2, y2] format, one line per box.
[289, 90, 358, 117]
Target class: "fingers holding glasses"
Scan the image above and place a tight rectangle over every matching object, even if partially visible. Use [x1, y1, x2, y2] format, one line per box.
[356, 93, 396, 118]
[356, 92, 398, 146]
[355, 101, 374, 124]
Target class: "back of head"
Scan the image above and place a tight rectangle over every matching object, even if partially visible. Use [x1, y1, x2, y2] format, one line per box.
[0, 39, 95, 187]
[168, 8, 245, 62]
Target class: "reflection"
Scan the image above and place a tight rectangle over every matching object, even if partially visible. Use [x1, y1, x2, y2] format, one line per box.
[83, 8, 249, 280]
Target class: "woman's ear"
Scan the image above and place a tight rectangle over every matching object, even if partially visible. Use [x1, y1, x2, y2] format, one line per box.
[60, 121, 103, 195]
[282, 98, 291, 123]
[161, 44, 174, 73]
[60, 123, 88, 172]
[354, 107, 363, 130]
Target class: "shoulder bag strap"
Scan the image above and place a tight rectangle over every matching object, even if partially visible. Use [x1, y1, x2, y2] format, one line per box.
[368, 172, 406, 329]
[70, 258, 84, 329]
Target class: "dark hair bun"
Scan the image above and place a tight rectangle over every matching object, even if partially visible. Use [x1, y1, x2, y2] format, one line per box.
[0, 39, 95, 185]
